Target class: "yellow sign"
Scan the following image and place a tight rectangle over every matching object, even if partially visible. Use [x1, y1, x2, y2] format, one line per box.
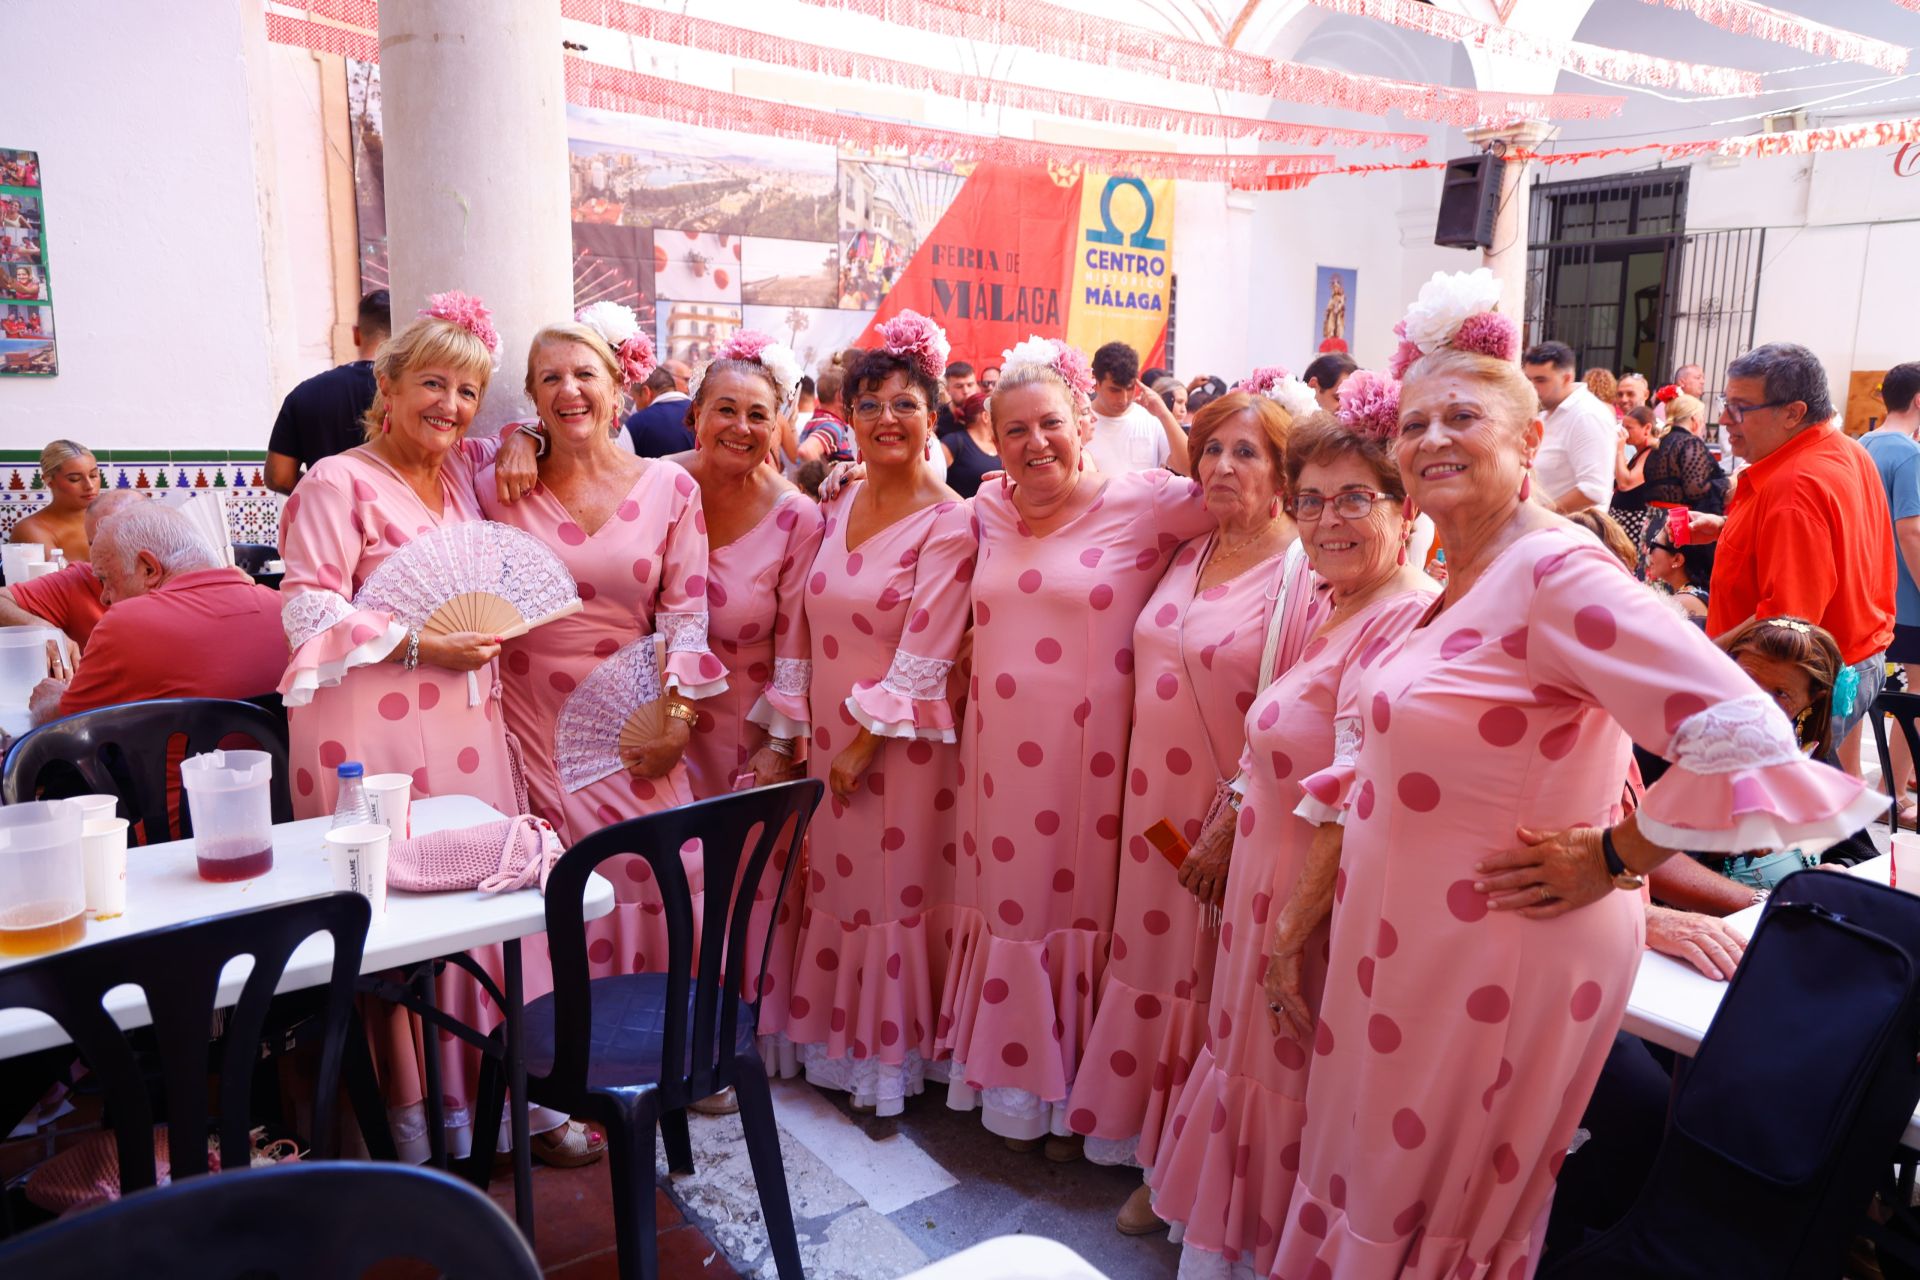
[1066, 174, 1175, 365]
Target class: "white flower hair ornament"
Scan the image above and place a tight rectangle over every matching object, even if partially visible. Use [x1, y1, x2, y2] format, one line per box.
[689, 330, 805, 412]
[1000, 334, 1095, 397]
[574, 301, 657, 387]
[1389, 268, 1519, 378]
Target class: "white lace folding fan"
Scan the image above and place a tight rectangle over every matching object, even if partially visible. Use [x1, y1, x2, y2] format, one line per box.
[353, 521, 582, 702]
[176, 492, 234, 566]
[553, 635, 671, 793]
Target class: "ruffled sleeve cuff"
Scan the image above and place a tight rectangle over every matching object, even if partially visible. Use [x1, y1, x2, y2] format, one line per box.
[1636, 693, 1886, 853]
[656, 610, 728, 700]
[277, 589, 406, 707]
[1292, 716, 1362, 825]
[846, 649, 957, 743]
[747, 657, 812, 739]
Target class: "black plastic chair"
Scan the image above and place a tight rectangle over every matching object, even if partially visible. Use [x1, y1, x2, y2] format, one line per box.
[0, 892, 369, 1195]
[1545, 869, 1920, 1278]
[1, 697, 291, 845]
[230, 543, 277, 575]
[1869, 689, 1920, 832]
[0, 1160, 540, 1279]
[472, 779, 824, 1280]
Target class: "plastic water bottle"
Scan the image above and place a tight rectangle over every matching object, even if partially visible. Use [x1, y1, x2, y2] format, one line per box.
[331, 762, 371, 829]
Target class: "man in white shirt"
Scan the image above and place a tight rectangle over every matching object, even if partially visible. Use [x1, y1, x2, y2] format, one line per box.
[1523, 340, 1617, 514]
[1086, 341, 1190, 475]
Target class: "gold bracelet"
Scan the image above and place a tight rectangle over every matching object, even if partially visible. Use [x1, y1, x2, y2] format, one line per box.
[665, 701, 697, 725]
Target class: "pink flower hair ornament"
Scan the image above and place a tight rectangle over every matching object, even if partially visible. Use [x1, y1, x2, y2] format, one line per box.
[574, 301, 657, 386]
[875, 310, 951, 385]
[1389, 268, 1513, 378]
[1233, 365, 1292, 397]
[690, 328, 804, 410]
[420, 290, 502, 368]
[1335, 369, 1402, 441]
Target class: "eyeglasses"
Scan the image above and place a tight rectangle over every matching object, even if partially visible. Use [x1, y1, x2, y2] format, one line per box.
[1649, 541, 1678, 554]
[1289, 489, 1395, 521]
[852, 396, 927, 421]
[1717, 394, 1794, 424]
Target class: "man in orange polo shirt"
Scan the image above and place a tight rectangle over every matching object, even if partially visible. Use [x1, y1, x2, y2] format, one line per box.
[1693, 342, 1895, 771]
[0, 490, 145, 651]
[27, 503, 287, 724]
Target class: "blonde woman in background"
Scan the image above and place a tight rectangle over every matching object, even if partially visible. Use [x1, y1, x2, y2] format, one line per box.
[9, 440, 101, 564]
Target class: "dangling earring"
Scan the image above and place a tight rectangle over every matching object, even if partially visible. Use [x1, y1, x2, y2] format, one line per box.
[1077, 452, 1088, 472]
[1397, 532, 1411, 566]
[381, 410, 391, 435]
[925, 435, 933, 461]
[1518, 457, 1533, 502]
[1269, 497, 1281, 519]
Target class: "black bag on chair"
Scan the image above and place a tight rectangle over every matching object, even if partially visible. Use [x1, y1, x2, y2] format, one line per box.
[1547, 869, 1920, 1280]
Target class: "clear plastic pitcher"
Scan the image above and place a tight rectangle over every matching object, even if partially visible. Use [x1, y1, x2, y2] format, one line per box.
[0, 799, 86, 956]
[0, 626, 56, 706]
[181, 749, 276, 882]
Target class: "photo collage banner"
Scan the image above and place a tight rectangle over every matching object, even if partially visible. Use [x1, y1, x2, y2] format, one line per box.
[0, 148, 53, 377]
[347, 63, 1173, 373]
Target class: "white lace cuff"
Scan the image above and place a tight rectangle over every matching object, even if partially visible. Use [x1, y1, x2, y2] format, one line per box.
[657, 610, 709, 654]
[1331, 715, 1363, 766]
[881, 650, 955, 701]
[1668, 694, 1801, 774]
[282, 589, 356, 650]
[771, 657, 811, 698]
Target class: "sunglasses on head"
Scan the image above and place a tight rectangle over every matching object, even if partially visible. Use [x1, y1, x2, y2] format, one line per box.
[1649, 541, 1678, 553]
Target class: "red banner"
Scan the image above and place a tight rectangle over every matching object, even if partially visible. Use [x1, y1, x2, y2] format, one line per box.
[857, 165, 1081, 366]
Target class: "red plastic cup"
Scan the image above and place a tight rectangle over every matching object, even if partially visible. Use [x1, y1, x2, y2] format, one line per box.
[1668, 507, 1692, 547]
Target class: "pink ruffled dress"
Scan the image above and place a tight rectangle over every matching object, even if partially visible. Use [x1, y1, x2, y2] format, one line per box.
[278, 439, 519, 1160]
[1146, 584, 1438, 1280]
[774, 484, 977, 1113]
[477, 458, 725, 988]
[938, 469, 1213, 1140]
[1067, 536, 1316, 1170]
[1268, 528, 1881, 1280]
[693, 488, 824, 1059]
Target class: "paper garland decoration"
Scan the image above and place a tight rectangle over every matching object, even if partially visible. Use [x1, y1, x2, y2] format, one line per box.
[1634, 0, 1908, 74]
[561, 0, 1430, 152]
[1307, 0, 1766, 95]
[789, 0, 1625, 125]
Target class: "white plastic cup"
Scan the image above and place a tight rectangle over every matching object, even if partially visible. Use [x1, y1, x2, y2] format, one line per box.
[1893, 832, 1920, 893]
[1, 543, 44, 586]
[71, 794, 120, 824]
[362, 773, 413, 841]
[82, 817, 129, 919]
[325, 823, 390, 916]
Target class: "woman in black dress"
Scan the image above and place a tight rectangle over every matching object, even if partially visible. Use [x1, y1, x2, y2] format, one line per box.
[940, 390, 1000, 498]
[1639, 391, 1727, 515]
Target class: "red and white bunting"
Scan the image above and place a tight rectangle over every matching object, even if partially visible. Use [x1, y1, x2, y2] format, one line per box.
[791, 0, 1625, 126]
[1308, 0, 1766, 95]
[560, 0, 1429, 151]
[265, 11, 378, 60]
[1635, 0, 1909, 73]
[561, 59, 1337, 183]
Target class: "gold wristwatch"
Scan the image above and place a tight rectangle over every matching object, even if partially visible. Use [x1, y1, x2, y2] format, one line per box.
[665, 700, 698, 726]
[1601, 827, 1644, 891]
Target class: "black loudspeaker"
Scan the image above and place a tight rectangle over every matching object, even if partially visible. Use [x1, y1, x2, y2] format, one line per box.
[1435, 153, 1506, 250]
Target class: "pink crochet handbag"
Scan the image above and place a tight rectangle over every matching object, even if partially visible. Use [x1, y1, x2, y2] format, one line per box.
[28, 1126, 300, 1215]
[386, 813, 565, 895]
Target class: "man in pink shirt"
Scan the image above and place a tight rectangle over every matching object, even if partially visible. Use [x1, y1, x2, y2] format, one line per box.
[0, 490, 144, 650]
[28, 504, 287, 724]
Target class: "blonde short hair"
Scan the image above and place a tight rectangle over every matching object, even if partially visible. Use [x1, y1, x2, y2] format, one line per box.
[1403, 347, 1538, 436]
[523, 322, 624, 433]
[361, 313, 496, 441]
[40, 439, 91, 475]
[986, 361, 1075, 435]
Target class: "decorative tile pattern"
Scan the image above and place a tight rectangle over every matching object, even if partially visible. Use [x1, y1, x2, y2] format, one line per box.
[0, 458, 284, 546]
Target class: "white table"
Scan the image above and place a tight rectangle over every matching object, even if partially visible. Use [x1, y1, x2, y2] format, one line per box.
[1622, 854, 1920, 1146]
[0, 793, 613, 1235]
[0, 793, 613, 1056]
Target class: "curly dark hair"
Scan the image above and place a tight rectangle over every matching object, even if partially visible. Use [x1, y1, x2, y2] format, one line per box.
[841, 348, 939, 415]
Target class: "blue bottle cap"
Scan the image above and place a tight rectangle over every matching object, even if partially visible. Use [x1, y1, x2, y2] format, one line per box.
[337, 762, 365, 779]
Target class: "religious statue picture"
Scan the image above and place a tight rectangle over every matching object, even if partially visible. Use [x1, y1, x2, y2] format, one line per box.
[1315, 266, 1356, 349]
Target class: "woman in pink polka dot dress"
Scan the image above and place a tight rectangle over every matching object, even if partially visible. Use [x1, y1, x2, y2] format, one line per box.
[1067, 393, 1317, 1210]
[1263, 336, 1876, 1278]
[937, 341, 1213, 1147]
[1147, 403, 1437, 1280]
[479, 321, 726, 982]
[279, 299, 535, 1161]
[673, 336, 824, 1065]
[778, 328, 977, 1114]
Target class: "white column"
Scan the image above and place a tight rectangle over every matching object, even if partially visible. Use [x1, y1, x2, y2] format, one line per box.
[1464, 120, 1555, 326]
[378, 0, 573, 433]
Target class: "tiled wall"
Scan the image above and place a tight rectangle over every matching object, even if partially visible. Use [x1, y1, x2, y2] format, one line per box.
[0, 451, 285, 546]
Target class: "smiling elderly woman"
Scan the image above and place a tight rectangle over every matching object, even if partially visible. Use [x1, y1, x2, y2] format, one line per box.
[937, 338, 1213, 1153]
[1261, 275, 1878, 1280]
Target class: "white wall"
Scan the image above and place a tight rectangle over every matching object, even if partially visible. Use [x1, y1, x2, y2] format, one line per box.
[0, 0, 297, 452]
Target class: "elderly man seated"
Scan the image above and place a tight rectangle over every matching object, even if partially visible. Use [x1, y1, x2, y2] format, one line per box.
[28, 504, 288, 724]
[0, 489, 145, 651]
